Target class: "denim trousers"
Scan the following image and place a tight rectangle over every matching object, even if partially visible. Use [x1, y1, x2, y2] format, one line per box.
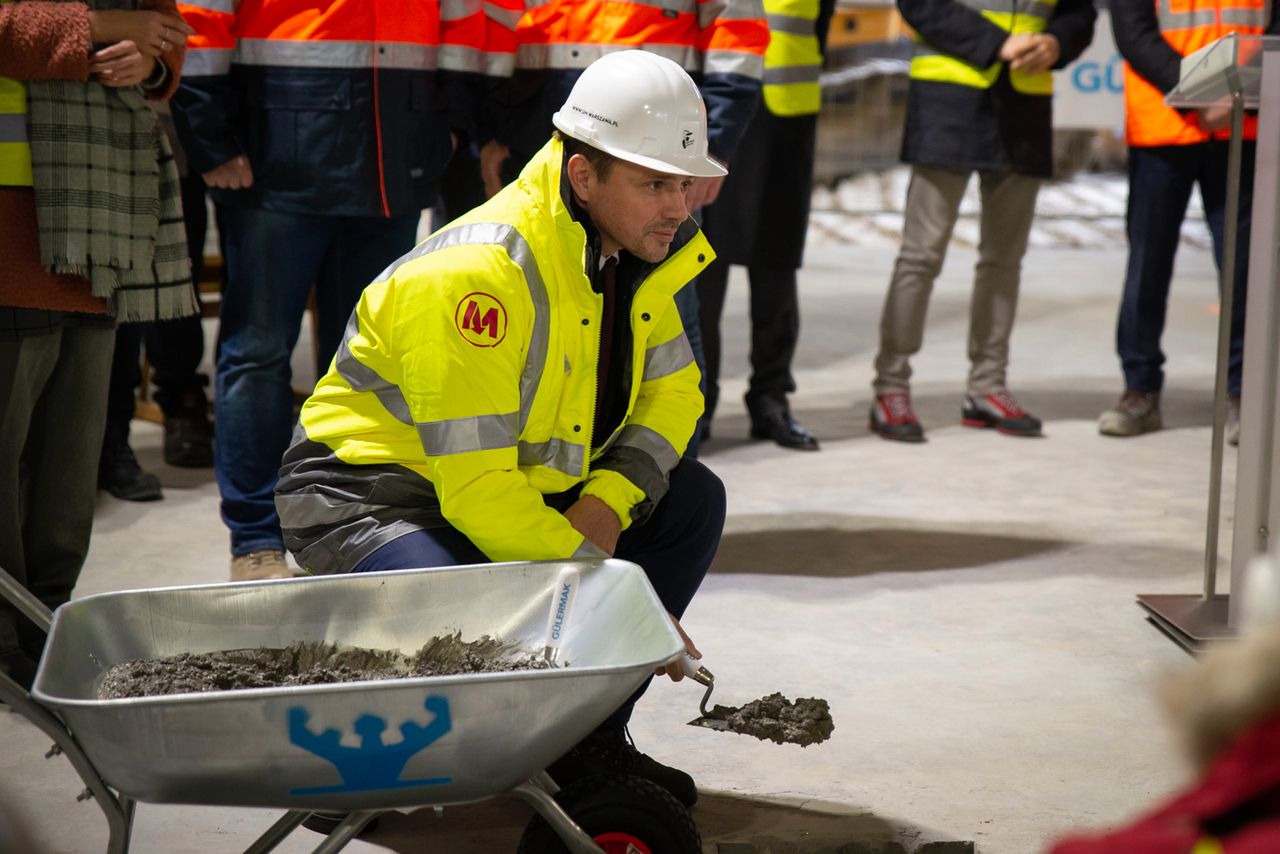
[1119, 141, 1255, 396]
[216, 205, 419, 556]
[352, 458, 726, 730]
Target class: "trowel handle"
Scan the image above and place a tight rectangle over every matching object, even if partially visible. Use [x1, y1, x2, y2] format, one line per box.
[678, 653, 713, 687]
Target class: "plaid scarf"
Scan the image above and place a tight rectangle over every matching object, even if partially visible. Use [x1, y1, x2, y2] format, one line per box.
[25, 0, 196, 323]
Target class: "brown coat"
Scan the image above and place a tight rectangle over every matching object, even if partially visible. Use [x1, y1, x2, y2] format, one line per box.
[0, 0, 186, 315]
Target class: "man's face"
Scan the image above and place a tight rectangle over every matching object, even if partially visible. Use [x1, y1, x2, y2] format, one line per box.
[569, 155, 693, 263]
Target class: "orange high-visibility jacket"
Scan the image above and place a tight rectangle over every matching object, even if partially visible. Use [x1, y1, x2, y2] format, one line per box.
[173, 0, 520, 217]
[1123, 0, 1271, 147]
[490, 0, 769, 164]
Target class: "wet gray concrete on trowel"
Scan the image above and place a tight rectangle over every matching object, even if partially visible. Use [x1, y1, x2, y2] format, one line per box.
[703, 692, 835, 746]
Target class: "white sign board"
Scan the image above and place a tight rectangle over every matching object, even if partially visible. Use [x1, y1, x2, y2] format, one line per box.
[1053, 10, 1125, 130]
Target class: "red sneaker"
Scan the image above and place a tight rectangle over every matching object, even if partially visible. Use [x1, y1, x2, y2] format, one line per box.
[869, 392, 925, 442]
[962, 390, 1043, 437]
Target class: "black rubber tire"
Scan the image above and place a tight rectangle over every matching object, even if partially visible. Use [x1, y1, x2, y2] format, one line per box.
[517, 773, 701, 854]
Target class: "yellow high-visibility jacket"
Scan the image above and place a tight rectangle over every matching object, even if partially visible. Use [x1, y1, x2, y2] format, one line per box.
[277, 135, 711, 574]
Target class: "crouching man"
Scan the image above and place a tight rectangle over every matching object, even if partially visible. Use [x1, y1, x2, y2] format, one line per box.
[275, 50, 727, 810]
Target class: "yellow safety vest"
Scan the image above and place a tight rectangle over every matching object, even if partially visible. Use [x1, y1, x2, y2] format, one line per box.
[762, 0, 824, 116]
[283, 136, 710, 568]
[909, 0, 1057, 96]
[0, 20, 32, 191]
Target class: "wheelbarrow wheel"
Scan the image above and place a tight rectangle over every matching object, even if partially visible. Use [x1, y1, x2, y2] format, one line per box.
[517, 773, 700, 854]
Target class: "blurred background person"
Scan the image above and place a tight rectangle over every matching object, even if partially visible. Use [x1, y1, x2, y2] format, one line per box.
[866, 0, 1095, 443]
[0, 0, 192, 687]
[697, 0, 836, 451]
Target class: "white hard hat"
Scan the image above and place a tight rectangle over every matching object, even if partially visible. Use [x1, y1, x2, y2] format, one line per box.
[553, 50, 727, 178]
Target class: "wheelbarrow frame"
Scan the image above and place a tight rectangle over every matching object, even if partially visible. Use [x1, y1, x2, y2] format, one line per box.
[0, 561, 683, 854]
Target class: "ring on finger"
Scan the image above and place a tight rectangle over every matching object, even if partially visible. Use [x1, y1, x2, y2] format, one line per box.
[160, 38, 168, 50]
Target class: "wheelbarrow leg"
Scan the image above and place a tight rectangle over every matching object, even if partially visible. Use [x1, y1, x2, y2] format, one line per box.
[242, 809, 308, 854]
[511, 778, 605, 854]
[0, 670, 135, 853]
[303, 810, 381, 854]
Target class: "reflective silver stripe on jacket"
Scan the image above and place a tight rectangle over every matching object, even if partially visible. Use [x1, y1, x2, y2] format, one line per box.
[441, 0, 481, 21]
[183, 47, 234, 76]
[715, 0, 765, 21]
[1015, 0, 1054, 20]
[334, 315, 414, 425]
[517, 42, 701, 71]
[699, 0, 729, 27]
[767, 12, 813, 35]
[763, 64, 820, 84]
[486, 1, 525, 28]
[485, 51, 517, 77]
[518, 437, 586, 474]
[613, 424, 680, 473]
[276, 491, 392, 529]
[375, 221, 552, 449]
[236, 39, 439, 70]
[419, 412, 520, 455]
[705, 48, 765, 78]
[643, 333, 695, 381]
[0, 115, 26, 143]
[440, 44, 485, 73]
[1157, 0, 1268, 30]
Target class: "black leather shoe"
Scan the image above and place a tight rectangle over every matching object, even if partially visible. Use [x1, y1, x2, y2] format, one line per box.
[749, 411, 820, 451]
[99, 435, 163, 502]
[163, 388, 213, 468]
[547, 727, 698, 807]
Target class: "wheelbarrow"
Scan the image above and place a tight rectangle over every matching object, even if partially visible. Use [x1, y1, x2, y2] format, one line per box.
[0, 558, 700, 853]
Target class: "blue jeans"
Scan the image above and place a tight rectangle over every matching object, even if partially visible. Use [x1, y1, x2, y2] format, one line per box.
[674, 282, 706, 458]
[353, 458, 726, 730]
[217, 206, 419, 556]
[1119, 142, 1255, 396]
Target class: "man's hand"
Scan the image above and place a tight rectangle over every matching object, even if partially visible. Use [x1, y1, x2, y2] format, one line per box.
[89, 41, 156, 88]
[655, 612, 702, 681]
[202, 155, 254, 190]
[998, 32, 1038, 64]
[88, 10, 193, 57]
[564, 495, 621, 556]
[684, 155, 729, 211]
[1009, 33, 1060, 74]
[480, 140, 509, 198]
[1197, 96, 1234, 132]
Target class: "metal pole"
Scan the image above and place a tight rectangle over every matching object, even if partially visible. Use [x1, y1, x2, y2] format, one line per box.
[1203, 90, 1245, 599]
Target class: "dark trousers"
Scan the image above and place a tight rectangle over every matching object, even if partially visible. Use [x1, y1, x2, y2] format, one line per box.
[696, 260, 799, 422]
[1119, 141, 1255, 396]
[105, 172, 211, 438]
[353, 458, 726, 730]
[0, 323, 114, 659]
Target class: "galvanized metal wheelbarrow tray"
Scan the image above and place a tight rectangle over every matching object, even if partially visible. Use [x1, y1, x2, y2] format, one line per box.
[0, 558, 686, 853]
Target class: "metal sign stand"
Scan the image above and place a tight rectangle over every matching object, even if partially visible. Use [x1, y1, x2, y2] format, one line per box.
[1137, 36, 1280, 652]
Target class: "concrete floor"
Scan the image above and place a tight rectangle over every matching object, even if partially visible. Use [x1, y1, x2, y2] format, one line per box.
[0, 227, 1235, 852]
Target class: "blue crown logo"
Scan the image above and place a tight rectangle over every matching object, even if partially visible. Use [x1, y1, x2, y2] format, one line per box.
[288, 695, 454, 795]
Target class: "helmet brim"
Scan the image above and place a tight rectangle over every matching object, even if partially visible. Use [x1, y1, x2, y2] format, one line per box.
[553, 115, 728, 178]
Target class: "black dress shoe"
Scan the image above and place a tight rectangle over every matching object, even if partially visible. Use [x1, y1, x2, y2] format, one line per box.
[750, 411, 820, 451]
[301, 812, 380, 837]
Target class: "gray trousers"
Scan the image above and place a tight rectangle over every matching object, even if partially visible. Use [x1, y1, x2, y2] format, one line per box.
[873, 165, 1041, 396]
[0, 324, 113, 656]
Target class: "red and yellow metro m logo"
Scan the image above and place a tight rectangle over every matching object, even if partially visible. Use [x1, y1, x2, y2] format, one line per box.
[454, 292, 508, 348]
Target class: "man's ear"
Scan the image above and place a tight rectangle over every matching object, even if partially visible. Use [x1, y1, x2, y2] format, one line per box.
[566, 153, 595, 204]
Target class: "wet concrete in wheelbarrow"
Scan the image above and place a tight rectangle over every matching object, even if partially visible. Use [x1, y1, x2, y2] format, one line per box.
[97, 632, 550, 698]
[696, 692, 835, 746]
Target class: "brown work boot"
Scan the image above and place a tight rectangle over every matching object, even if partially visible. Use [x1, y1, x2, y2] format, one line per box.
[229, 549, 292, 581]
[1098, 390, 1161, 437]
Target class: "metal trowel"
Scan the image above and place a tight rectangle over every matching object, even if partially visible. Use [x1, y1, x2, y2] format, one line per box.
[678, 654, 732, 731]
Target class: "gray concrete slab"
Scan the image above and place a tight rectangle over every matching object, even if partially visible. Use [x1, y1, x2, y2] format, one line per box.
[0, 235, 1234, 853]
